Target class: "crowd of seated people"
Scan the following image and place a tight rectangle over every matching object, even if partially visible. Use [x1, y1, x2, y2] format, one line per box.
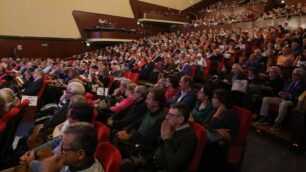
[0, 19, 306, 171]
[192, 2, 306, 28]
[258, 2, 306, 20]
[199, 0, 265, 12]
[189, 13, 255, 27]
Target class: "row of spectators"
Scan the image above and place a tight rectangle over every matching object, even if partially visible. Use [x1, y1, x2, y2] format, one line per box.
[199, 0, 266, 12]
[258, 3, 306, 20]
[188, 13, 255, 27]
[0, 22, 305, 171]
[191, 2, 306, 28]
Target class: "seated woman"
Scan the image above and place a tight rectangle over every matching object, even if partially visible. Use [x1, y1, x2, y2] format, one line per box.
[191, 86, 214, 125]
[0, 88, 20, 113]
[201, 89, 239, 172]
[164, 75, 179, 102]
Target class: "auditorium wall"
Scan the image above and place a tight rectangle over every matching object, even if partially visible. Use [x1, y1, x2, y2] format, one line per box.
[0, 0, 134, 38]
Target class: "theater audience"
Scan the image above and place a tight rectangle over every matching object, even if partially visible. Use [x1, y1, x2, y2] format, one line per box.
[257, 68, 306, 130]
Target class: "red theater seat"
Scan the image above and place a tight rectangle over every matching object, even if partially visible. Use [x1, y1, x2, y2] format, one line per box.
[93, 121, 110, 143]
[95, 142, 121, 172]
[227, 106, 252, 171]
[188, 122, 207, 172]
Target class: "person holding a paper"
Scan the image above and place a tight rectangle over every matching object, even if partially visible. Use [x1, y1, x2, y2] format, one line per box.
[222, 63, 245, 88]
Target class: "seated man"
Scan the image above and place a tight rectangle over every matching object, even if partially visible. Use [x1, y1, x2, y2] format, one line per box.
[121, 103, 197, 172]
[257, 68, 306, 130]
[23, 68, 44, 96]
[167, 75, 197, 110]
[38, 123, 103, 172]
[17, 103, 94, 172]
[115, 88, 166, 157]
[42, 82, 85, 128]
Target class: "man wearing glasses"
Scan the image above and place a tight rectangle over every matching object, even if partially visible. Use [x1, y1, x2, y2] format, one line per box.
[18, 103, 97, 172]
[19, 122, 103, 172]
[121, 103, 197, 172]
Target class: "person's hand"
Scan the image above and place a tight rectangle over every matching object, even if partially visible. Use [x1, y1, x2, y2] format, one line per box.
[107, 119, 113, 126]
[20, 151, 35, 165]
[223, 79, 230, 84]
[41, 155, 64, 172]
[279, 91, 290, 99]
[213, 104, 226, 118]
[216, 128, 231, 142]
[161, 120, 173, 140]
[116, 130, 131, 141]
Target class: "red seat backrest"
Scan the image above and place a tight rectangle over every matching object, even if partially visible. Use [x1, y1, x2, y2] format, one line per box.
[203, 59, 212, 76]
[95, 142, 121, 172]
[189, 66, 196, 79]
[92, 109, 98, 122]
[188, 122, 207, 172]
[227, 106, 252, 166]
[0, 107, 20, 123]
[93, 121, 110, 143]
[0, 120, 6, 133]
[108, 75, 114, 90]
[37, 80, 49, 99]
[123, 71, 131, 78]
[130, 73, 140, 84]
[232, 106, 252, 145]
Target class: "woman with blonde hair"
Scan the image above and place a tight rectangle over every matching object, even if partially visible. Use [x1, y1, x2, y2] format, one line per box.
[0, 88, 20, 112]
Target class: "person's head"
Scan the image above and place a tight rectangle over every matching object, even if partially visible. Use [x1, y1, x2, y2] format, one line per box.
[67, 102, 93, 124]
[291, 41, 300, 50]
[132, 85, 147, 101]
[155, 78, 167, 90]
[69, 95, 88, 105]
[0, 88, 20, 112]
[179, 76, 193, 91]
[292, 68, 305, 81]
[60, 122, 98, 169]
[66, 82, 85, 100]
[33, 68, 44, 80]
[231, 63, 242, 74]
[166, 103, 190, 129]
[145, 88, 165, 111]
[269, 66, 282, 79]
[69, 69, 80, 79]
[165, 75, 179, 88]
[119, 79, 131, 93]
[125, 83, 137, 97]
[212, 89, 233, 109]
[197, 86, 213, 102]
[281, 46, 291, 55]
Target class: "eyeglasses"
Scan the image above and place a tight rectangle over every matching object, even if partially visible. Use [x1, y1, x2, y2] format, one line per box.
[60, 144, 79, 155]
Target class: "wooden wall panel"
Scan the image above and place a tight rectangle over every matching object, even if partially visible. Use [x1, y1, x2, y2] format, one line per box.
[0, 37, 94, 59]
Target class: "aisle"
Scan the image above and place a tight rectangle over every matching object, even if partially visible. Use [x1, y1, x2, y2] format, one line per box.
[242, 130, 306, 172]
